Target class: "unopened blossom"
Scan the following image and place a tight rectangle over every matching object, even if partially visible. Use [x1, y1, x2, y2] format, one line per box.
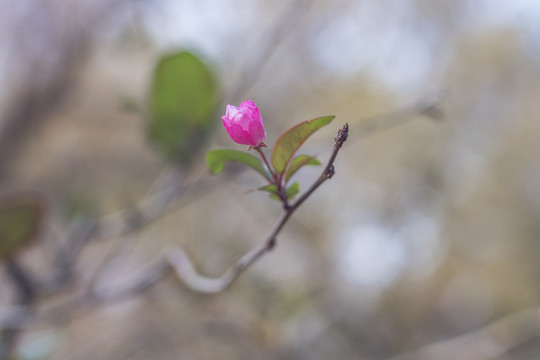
[222, 100, 266, 148]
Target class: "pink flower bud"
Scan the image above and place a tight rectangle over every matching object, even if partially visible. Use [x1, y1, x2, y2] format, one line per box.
[222, 100, 266, 149]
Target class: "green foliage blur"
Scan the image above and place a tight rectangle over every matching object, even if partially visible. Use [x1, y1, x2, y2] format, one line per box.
[148, 51, 219, 165]
[0, 198, 41, 259]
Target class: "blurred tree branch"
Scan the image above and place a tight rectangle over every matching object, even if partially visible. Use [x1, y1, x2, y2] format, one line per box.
[386, 307, 540, 360]
[0, 258, 36, 358]
[352, 93, 445, 142]
[0, 0, 135, 182]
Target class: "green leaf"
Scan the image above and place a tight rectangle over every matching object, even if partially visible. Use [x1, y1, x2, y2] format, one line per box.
[0, 198, 41, 259]
[255, 183, 299, 202]
[259, 184, 279, 198]
[286, 182, 300, 200]
[284, 155, 321, 183]
[255, 184, 281, 201]
[148, 51, 219, 164]
[271, 116, 335, 174]
[207, 149, 270, 180]
[258, 184, 278, 194]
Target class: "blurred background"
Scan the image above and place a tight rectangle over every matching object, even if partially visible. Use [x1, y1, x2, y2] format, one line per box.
[1, 0, 540, 359]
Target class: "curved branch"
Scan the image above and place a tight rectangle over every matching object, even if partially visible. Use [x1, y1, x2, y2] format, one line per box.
[168, 124, 349, 293]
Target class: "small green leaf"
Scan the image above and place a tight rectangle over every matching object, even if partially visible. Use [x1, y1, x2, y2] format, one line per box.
[207, 149, 270, 180]
[286, 182, 300, 200]
[0, 197, 42, 259]
[284, 155, 321, 183]
[258, 184, 278, 194]
[148, 51, 218, 164]
[256, 185, 282, 201]
[271, 116, 335, 174]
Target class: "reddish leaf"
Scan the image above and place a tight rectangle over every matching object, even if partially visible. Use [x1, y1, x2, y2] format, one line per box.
[271, 116, 334, 175]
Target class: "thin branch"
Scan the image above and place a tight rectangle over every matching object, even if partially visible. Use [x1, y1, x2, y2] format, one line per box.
[352, 95, 444, 143]
[40, 169, 188, 294]
[290, 123, 348, 212]
[89, 260, 170, 303]
[3, 259, 35, 303]
[168, 123, 349, 294]
[0, 260, 171, 330]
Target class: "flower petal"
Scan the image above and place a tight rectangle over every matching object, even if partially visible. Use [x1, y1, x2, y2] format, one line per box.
[221, 100, 266, 147]
[248, 118, 266, 145]
[223, 120, 254, 145]
[225, 104, 240, 119]
[239, 99, 256, 109]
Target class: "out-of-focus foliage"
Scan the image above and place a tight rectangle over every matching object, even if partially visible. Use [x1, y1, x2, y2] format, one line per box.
[0, 197, 41, 259]
[148, 51, 219, 164]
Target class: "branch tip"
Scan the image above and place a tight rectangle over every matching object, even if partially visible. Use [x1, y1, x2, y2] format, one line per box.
[335, 123, 349, 146]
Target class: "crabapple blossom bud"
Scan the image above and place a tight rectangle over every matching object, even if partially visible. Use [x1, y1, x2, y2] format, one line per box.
[222, 100, 266, 149]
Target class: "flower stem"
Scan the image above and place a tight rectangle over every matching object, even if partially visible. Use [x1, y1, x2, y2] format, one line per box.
[255, 147, 276, 182]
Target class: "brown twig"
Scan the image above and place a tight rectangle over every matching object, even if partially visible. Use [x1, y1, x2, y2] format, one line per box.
[168, 123, 349, 294]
